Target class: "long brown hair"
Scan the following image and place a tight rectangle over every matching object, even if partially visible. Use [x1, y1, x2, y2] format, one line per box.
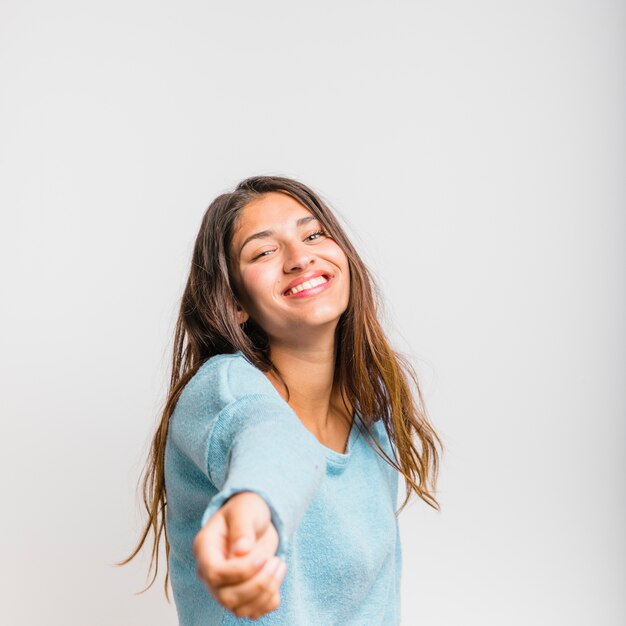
[117, 175, 444, 599]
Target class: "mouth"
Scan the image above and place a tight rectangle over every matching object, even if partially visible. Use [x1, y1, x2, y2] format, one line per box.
[283, 273, 332, 297]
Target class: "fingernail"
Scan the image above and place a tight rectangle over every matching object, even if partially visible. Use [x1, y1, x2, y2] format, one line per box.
[233, 538, 251, 552]
[274, 560, 287, 580]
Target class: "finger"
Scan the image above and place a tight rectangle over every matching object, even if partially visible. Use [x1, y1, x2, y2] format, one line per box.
[194, 498, 277, 589]
[218, 557, 287, 617]
[198, 550, 269, 589]
[193, 519, 230, 583]
[193, 513, 227, 560]
[206, 524, 280, 588]
[243, 591, 283, 621]
[231, 560, 287, 620]
[224, 497, 267, 558]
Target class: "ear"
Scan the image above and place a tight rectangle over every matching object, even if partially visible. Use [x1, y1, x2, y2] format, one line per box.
[236, 305, 249, 326]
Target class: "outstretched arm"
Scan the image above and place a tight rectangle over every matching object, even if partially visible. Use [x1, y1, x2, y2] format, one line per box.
[201, 392, 325, 557]
[183, 391, 325, 619]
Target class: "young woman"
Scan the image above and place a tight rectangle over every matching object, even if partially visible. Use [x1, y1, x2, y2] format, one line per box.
[120, 175, 443, 624]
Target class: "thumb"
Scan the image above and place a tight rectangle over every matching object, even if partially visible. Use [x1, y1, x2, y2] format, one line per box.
[224, 501, 258, 558]
[231, 535, 252, 556]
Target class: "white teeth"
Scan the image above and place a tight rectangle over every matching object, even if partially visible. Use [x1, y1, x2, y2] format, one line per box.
[286, 275, 328, 295]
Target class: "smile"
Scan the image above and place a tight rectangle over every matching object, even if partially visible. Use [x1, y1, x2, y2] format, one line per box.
[284, 274, 331, 297]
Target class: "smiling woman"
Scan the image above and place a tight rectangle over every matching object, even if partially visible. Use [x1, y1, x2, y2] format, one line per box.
[118, 175, 444, 625]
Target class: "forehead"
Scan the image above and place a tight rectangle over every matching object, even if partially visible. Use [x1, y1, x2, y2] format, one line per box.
[235, 191, 312, 231]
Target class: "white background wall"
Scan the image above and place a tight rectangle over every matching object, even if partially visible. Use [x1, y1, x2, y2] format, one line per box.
[1, 1, 624, 624]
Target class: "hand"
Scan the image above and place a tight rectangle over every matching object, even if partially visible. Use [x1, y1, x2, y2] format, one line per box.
[193, 491, 288, 620]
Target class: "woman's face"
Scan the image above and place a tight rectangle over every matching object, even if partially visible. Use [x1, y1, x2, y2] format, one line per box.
[229, 191, 350, 343]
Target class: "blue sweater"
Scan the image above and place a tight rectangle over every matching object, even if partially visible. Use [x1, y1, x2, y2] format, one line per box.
[164, 351, 402, 625]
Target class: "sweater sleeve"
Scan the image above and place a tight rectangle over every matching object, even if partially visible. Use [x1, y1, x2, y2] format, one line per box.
[200, 392, 326, 559]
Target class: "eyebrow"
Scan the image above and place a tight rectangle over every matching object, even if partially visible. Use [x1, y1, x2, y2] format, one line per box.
[238, 215, 318, 257]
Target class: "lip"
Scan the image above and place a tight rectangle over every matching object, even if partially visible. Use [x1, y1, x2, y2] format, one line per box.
[282, 270, 332, 296]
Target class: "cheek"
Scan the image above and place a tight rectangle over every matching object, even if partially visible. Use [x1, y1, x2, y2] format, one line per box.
[239, 266, 276, 305]
[326, 243, 349, 272]
[329, 247, 350, 292]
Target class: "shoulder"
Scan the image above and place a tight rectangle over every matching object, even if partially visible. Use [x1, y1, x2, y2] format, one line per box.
[181, 351, 277, 412]
[168, 351, 291, 476]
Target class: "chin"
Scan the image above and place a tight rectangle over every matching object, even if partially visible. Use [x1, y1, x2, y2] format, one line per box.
[296, 312, 344, 330]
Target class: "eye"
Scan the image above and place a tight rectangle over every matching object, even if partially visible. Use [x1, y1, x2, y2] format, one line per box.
[252, 249, 275, 260]
[305, 230, 326, 241]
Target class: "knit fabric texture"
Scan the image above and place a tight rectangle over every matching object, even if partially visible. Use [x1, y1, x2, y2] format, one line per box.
[164, 351, 402, 625]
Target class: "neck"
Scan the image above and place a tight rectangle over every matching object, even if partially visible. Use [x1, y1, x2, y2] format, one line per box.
[265, 333, 349, 434]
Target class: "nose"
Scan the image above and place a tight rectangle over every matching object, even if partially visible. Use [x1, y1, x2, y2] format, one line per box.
[283, 240, 314, 273]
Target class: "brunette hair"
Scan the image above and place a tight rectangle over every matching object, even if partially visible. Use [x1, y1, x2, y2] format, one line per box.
[117, 175, 444, 598]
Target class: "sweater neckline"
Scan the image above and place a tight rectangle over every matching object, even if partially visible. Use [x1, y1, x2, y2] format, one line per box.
[234, 351, 360, 466]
